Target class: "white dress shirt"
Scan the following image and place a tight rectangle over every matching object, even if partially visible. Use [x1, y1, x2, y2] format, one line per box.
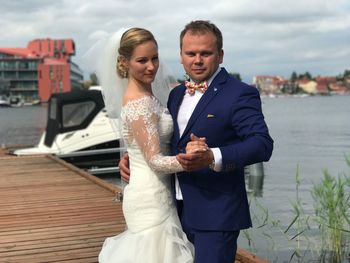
[175, 68, 222, 200]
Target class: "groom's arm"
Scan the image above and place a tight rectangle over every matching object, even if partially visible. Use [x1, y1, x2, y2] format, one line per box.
[177, 84, 273, 172]
[219, 85, 273, 171]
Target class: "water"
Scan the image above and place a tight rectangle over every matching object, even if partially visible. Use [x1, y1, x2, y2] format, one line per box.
[262, 94, 350, 215]
[0, 105, 47, 146]
[1, 95, 350, 261]
[241, 94, 350, 261]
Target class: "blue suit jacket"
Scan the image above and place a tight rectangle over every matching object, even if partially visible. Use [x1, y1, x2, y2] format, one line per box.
[167, 68, 273, 231]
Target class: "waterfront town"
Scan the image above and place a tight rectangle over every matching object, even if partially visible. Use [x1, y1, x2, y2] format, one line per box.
[252, 72, 350, 97]
[0, 37, 349, 107]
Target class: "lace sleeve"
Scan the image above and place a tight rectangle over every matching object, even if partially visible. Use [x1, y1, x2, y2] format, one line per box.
[123, 96, 183, 175]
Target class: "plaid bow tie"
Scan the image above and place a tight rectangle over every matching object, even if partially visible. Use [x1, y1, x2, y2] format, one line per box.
[185, 81, 208, 95]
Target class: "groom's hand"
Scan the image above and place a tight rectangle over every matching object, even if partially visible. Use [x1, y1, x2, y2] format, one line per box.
[119, 152, 130, 183]
[185, 133, 208, 153]
[177, 133, 214, 171]
[176, 150, 214, 171]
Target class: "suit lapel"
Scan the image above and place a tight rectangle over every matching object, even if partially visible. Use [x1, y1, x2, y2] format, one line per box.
[179, 69, 229, 144]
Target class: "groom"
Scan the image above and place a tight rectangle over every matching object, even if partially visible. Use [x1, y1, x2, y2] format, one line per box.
[120, 20, 273, 262]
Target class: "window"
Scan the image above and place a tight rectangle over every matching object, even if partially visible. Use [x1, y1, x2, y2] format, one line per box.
[62, 101, 95, 128]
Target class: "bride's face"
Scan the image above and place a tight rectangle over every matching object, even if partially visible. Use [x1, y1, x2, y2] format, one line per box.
[127, 41, 159, 86]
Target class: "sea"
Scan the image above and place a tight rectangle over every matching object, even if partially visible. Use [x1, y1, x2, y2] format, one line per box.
[1, 94, 350, 262]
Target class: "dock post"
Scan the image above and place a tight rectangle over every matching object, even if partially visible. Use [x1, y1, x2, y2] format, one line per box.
[246, 162, 265, 197]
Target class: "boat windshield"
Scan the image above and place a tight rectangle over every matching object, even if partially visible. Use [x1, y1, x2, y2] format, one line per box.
[62, 101, 95, 128]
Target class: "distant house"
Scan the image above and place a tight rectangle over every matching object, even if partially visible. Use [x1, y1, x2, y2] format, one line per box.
[276, 79, 299, 94]
[315, 81, 329, 94]
[252, 75, 284, 94]
[345, 76, 350, 86]
[296, 79, 317, 94]
[252, 75, 301, 94]
[315, 76, 338, 95]
[329, 82, 349, 94]
[0, 39, 83, 102]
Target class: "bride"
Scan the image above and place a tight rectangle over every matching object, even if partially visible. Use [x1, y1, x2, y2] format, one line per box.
[96, 28, 205, 262]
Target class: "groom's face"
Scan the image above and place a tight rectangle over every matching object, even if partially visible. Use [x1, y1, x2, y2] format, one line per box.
[180, 31, 223, 83]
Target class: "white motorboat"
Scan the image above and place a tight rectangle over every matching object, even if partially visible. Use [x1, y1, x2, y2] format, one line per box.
[0, 95, 11, 107]
[9, 95, 24, 107]
[12, 87, 122, 173]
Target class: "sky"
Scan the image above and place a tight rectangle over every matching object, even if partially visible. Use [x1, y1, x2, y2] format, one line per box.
[1, 0, 349, 83]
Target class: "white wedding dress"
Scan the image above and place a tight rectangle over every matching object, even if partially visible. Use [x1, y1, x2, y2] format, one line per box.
[99, 95, 194, 263]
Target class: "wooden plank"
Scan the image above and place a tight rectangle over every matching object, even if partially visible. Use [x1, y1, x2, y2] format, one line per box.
[0, 154, 122, 263]
[236, 248, 268, 263]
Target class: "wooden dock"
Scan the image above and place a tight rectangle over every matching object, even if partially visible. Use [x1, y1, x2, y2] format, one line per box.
[0, 148, 267, 263]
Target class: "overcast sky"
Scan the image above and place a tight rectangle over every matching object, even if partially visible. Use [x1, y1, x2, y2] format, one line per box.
[1, 0, 349, 83]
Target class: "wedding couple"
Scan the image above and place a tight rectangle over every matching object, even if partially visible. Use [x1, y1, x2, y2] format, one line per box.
[97, 20, 273, 263]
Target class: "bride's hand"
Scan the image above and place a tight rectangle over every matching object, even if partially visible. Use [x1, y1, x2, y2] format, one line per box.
[185, 133, 208, 153]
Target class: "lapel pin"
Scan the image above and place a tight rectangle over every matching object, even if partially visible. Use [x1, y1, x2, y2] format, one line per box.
[207, 114, 215, 118]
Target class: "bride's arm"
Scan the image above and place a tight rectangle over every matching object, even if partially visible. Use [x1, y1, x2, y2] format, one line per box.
[126, 97, 184, 175]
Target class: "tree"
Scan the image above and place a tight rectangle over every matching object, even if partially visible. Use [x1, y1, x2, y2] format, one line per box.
[290, 71, 298, 82]
[298, 71, 312, 80]
[305, 71, 312, 80]
[229, 72, 241, 81]
[177, 78, 186, 84]
[90, 73, 99, 86]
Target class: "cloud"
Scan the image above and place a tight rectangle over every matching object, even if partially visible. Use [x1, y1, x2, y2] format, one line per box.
[0, 0, 349, 83]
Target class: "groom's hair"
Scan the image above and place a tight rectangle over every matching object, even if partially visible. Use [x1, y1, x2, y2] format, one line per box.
[180, 20, 223, 52]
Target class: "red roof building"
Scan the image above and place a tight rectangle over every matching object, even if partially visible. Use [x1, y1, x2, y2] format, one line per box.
[0, 38, 83, 102]
[252, 75, 285, 94]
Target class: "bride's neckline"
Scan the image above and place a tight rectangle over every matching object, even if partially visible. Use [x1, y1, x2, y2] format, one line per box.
[122, 94, 157, 107]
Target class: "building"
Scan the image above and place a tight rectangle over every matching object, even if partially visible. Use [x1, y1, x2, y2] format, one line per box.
[0, 38, 83, 102]
[296, 79, 317, 94]
[252, 75, 285, 94]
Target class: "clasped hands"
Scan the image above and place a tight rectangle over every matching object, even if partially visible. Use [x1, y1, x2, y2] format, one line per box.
[176, 133, 214, 171]
[119, 133, 214, 182]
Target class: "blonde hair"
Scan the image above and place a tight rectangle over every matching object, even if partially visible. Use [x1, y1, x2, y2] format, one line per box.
[116, 28, 158, 78]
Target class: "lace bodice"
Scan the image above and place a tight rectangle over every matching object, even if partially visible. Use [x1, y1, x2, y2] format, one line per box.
[121, 95, 183, 175]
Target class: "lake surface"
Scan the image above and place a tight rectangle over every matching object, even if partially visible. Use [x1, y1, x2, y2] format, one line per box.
[0, 105, 47, 146]
[1, 94, 350, 261]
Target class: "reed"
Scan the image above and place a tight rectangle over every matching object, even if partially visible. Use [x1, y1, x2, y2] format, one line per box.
[286, 154, 350, 262]
[311, 168, 350, 261]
